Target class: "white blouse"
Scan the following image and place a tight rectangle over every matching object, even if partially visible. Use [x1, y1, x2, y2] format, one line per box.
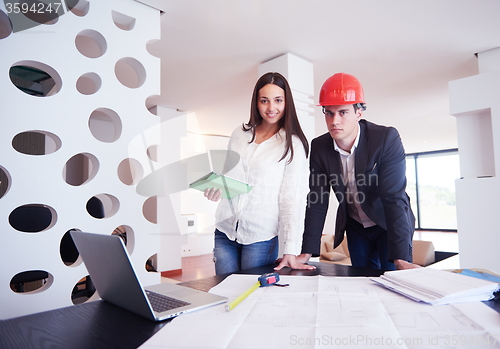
[215, 126, 309, 255]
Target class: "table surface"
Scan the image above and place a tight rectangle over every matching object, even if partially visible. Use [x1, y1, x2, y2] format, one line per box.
[1, 262, 498, 349]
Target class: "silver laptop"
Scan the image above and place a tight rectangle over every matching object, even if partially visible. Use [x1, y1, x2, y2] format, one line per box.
[71, 231, 227, 321]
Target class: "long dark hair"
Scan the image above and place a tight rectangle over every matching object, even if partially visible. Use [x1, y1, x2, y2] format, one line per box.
[242, 72, 309, 163]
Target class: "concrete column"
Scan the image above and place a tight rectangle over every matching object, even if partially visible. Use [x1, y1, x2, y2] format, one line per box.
[449, 47, 500, 271]
[258, 53, 315, 256]
[258, 53, 315, 143]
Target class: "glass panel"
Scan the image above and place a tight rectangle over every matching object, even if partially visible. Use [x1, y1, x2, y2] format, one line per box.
[405, 156, 418, 226]
[416, 152, 460, 230]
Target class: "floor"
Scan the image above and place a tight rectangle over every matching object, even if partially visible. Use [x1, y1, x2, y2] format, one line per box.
[161, 231, 460, 284]
[161, 254, 215, 284]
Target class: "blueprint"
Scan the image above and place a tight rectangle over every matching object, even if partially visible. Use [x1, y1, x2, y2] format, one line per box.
[141, 275, 500, 349]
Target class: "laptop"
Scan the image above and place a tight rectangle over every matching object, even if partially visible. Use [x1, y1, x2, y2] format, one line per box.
[71, 231, 227, 321]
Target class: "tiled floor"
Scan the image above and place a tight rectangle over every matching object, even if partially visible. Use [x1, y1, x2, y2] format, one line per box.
[161, 276, 180, 284]
[161, 254, 215, 284]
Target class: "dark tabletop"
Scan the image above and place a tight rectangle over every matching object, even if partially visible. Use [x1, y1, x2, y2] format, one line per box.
[0, 262, 497, 349]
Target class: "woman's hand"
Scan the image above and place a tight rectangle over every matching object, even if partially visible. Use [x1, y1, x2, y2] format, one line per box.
[204, 188, 222, 202]
[274, 254, 316, 271]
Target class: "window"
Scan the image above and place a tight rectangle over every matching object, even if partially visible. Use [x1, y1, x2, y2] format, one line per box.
[406, 149, 459, 231]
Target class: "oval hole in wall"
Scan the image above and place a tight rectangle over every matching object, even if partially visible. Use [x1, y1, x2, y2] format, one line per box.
[9, 204, 57, 233]
[143, 196, 157, 224]
[0, 10, 13, 39]
[117, 158, 144, 185]
[71, 275, 96, 305]
[86, 196, 104, 219]
[63, 153, 99, 186]
[146, 39, 160, 57]
[10, 270, 53, 293]
[88, 108, 122, 143]
[75, 29, 107, 58]
[146, 253, 157, 272]
[112, 225, 134, 254]
[12, 130, 62, 155]
[115, 57, 146, 88]
[67, 0, 90, 17]
[60, 228, 82, 266]
[76, 72, 101, 95]
[112, 10, 135, 31]
[147, 145, 159, 162]
[88, 194, 120, 218]
[0, 166, 12, 199]
[10, 61, 62, 97]
[145, 95, 160, 115]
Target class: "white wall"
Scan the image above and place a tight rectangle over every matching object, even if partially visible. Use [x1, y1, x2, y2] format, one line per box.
[178, 113, 229, 257]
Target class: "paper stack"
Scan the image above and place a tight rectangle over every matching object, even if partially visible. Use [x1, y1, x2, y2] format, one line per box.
[371, 267, 500, 305]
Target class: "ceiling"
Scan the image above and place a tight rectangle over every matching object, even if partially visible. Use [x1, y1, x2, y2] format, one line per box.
[144, 0, 500, 153]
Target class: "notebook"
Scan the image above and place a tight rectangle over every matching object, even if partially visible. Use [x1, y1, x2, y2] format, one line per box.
[71, 231, 227, 321]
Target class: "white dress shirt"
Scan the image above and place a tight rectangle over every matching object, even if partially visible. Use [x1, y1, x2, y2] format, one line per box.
[333, 124, 376, 228]
[215, 126, 309, 255]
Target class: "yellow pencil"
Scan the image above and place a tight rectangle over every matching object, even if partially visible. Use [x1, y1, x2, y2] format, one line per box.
[225, 272, 281, 311]
[225, 281, 260, 311]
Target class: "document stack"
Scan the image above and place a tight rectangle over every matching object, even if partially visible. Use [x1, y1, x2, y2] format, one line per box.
[372, 267, 500, 305]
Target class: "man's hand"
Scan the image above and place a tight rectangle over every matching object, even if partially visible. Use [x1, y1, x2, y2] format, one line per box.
[204, 188, 222, 202]
[274, 254, 315, 271]
[394, 259, 422, 270]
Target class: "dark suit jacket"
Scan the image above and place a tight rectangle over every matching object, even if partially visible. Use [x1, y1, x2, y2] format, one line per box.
[301, 119, 415, 262]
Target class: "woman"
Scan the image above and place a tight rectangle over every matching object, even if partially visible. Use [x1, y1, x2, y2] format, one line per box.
[205, 72, 315, 274]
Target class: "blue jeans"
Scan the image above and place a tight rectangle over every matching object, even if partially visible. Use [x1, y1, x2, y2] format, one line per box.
[213, 229, 279, 275]
[345, 216, 396, 271]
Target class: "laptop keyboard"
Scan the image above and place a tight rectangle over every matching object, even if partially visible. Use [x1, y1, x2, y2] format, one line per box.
[145, 290, 191, 313]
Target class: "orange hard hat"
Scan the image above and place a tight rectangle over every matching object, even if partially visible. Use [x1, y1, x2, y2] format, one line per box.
[318, 73, 365, 106]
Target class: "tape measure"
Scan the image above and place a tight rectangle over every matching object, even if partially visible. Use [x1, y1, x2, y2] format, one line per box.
[226, 272, 284, 311]
[258, 272, 280, 286]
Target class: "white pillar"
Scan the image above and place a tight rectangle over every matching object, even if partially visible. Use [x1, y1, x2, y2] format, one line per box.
[258, 53, 315, 143]
[258, 53, 315, 256]
[449, 47, 500, 271]
[156, 106, 187, 271]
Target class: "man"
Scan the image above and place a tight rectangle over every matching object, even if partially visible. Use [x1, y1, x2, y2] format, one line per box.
[298, 73, 418, 270]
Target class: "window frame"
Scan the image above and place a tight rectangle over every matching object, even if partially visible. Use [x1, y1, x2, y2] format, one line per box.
[406, 148, 459, 232]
